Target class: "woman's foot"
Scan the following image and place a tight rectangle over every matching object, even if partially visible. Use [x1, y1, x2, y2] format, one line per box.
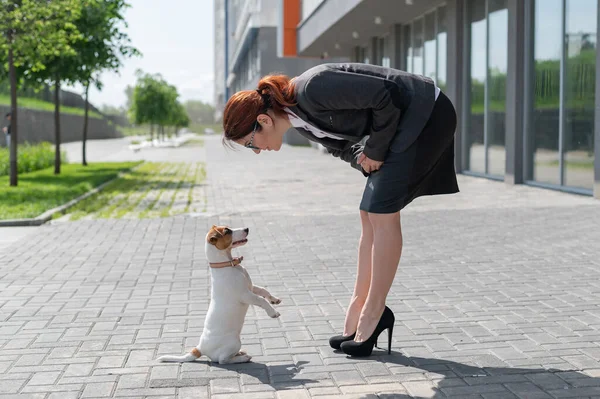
[355, 303, 385, 342]
[341, 306, 395, 357]
[343, 296, 366, 333]
[330, 296, 366, 350]
[329, 332, 355, 350]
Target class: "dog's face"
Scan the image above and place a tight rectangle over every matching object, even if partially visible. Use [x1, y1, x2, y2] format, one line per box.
[206, 225, 249, 251]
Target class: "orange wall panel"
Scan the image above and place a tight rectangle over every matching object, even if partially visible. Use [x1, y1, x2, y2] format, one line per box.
[281, 0, 300, 57]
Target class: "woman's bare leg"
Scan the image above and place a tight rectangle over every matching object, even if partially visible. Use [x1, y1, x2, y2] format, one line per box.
[343, 210, 374, 336]
[355, 211, 402, 342]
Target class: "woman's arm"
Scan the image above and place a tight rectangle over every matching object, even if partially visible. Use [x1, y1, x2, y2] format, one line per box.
[304, 69, 402, 162]
[326, 143, 369, 177]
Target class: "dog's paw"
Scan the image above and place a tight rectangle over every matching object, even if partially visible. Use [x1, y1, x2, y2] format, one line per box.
[269, 297, 281, 305]
[269, 311, 281, 318]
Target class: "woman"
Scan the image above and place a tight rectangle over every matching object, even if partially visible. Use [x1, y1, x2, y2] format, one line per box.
[222, 63, 459, 357]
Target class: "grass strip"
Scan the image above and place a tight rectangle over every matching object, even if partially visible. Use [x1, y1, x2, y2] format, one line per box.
[0, 162, 140, 220]
[64, 162, 206, 220]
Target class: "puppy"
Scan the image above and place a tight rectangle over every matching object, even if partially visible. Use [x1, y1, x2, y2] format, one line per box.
[157, 225, 281, 364]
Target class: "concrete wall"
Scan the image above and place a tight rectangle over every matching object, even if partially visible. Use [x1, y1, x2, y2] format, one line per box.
[258, 27, 347, 79]
[0, 105, 121, 147]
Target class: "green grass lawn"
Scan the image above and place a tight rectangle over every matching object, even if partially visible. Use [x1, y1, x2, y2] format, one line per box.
[189, 123, 222, 134]
[64, 161, 207, 220]
[181, 137, 204, 147]
[0, 162, 141, 220]
[0, 94, 103, 119]
[118, 125, 151, 136]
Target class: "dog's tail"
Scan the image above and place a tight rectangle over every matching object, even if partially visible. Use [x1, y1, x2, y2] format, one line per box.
[157, 348, 201, 363]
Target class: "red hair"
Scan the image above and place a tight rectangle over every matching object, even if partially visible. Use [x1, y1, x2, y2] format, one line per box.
[222, 74, 296, 146]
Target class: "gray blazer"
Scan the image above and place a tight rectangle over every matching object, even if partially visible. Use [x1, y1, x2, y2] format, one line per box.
[288, 63, 436, 173]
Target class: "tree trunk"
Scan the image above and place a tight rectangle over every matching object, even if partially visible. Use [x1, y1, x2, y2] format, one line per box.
[150, 124, 154, 142]
[8, 40, 18, 187]
[82, 82, 89, 166]
[54, 79, 61, 175]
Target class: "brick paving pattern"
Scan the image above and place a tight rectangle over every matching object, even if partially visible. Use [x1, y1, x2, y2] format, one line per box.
[1, 135, 600, 398]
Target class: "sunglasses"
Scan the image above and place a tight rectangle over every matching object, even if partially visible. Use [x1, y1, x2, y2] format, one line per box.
[244, 121, 261, 151]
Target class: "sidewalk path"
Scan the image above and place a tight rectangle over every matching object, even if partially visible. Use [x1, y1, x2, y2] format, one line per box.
[0, 135, 600, 398]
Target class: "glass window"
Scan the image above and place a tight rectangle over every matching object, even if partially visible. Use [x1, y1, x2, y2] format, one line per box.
[487, 0, 508, 176]
[412, 18, 424, 75]
[564, 0, 596, 190]
[374, 37, 383, 66]
[424, 12, 437, 82]
[464, 0, 507, 176]
[467, 0, 487, 174]
[529, 0, 563, 185]
[437, 6, 448, 92]
[380, 36, 391, 68]
[404, 24, 413, 73]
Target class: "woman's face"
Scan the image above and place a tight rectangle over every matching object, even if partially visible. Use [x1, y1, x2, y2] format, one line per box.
[237, 111, 291, 154]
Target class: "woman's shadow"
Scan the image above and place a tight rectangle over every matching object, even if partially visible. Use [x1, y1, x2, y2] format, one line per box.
[348, 351, 600, 398]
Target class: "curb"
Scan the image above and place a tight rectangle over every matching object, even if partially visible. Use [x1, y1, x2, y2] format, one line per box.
[0, 165, 141, 227]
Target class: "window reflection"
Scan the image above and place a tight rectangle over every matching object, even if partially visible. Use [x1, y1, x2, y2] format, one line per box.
[437, 6, 448, 92]
[564, 0, 596, 190]
[487, 0, 508, 176]
[468, 0, 487, 173]
[413, 18, 424, 75]
[424, 12, 436, 82]
[529, 0, 562, 185]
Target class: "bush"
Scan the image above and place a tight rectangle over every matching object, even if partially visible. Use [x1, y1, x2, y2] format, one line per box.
[0, 142, 68, 176]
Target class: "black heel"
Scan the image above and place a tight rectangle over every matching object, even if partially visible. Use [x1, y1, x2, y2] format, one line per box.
[329, 332, 355, 350]
[340, 306, 395, 357]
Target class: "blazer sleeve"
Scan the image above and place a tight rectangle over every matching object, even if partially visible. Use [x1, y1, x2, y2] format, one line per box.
[326, 143, 369, 177]
[303, 69, 402, 162]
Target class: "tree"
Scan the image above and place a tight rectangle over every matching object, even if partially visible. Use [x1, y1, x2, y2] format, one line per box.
[0, 0, 82, 185]
[184, 100, 215, 126]
[124, 85, 134, 110]
[73, 0, 139, 166]
[172, 102, 190, 132]
[26, 1, 85, 175]
[130, 71, 180, 143]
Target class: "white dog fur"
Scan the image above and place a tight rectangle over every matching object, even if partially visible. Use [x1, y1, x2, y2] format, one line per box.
[156, 225, 281, 364]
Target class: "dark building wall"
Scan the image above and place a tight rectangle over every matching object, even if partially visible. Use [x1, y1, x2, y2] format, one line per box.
[0, 105, 121, 146]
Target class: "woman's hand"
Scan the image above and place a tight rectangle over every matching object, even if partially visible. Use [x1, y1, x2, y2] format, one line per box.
[357, 153, 383, 174]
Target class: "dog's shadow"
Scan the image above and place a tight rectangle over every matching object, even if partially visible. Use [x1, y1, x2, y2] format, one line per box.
[210, 360, 315, 388]
[339, 350, 600, 399]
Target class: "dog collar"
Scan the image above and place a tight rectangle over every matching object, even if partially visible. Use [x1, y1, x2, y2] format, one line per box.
[209, 256, 243, 269]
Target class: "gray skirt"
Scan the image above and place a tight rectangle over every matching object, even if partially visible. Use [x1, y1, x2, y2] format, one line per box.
[359, 92, 459, 214]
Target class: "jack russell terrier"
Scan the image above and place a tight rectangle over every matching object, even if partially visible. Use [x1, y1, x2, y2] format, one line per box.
[157, 225, 281, 364]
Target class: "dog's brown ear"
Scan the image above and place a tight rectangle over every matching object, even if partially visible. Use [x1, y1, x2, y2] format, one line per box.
[211, 224, 217, 230]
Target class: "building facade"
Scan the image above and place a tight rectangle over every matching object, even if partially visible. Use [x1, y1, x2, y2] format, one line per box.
[213, 0, 346, 143]
[214, 0, 226, 122]
[281, 0, 600, 199]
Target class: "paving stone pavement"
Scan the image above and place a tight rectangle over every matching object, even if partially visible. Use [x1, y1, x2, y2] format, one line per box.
[1, 135, 600, 398]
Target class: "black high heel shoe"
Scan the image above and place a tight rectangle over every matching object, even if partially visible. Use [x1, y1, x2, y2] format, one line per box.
[329, 332, 356, 350]
[340, 306, 395, 357]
